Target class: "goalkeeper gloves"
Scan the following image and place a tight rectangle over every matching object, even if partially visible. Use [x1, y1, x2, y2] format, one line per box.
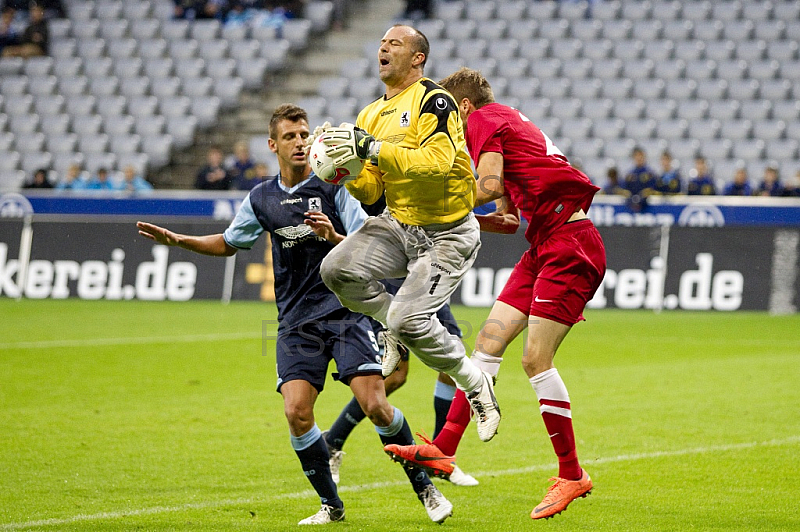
[352, 126, 380, 161]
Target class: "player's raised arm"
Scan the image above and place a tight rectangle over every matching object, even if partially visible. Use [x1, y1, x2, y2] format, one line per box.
[136, 221, 237, 256]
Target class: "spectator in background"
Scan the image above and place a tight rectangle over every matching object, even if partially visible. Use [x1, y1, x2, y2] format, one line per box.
[86, 167, 115, 190]
[785, 171, 800, 198]
[263, 0, 303, 18]
[1, 2, 48, 58]
[600, 167, 628, 196]
[756, 164, 784, 197]
[0, 7, 20, 55]
[623, 146, 657, 198]
[24, 168, 53, 189]
[55, 163, 87, 190]
[655, 150, 682, 195]
[119, 165, 154, 193]
[195, 146, 233, 190]
[687, 155, 716, 196]
[174, 0, 228, 20]
[226, 140, 260, 190]
[723, 165, 752, 196]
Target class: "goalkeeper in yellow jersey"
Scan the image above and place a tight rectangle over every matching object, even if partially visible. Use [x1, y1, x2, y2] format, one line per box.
[317, 24, 501, 443]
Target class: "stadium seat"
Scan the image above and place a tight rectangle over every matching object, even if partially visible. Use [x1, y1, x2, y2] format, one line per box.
[688, 119, 721, 140]
[519, 98, 550, 120]
[724, 20, 754, 41]
[141, 134, 172, 168]
[772, 100, 800, 122]
[84, 57, 113, 78]
[539, 20, 569, 40]
[507, 78, 539, 99]
[46, 132, 78, 154]
[119, 77, 151, 98]
[198, 39, 229, 61]
[0, 76, 28, 96]
[110, 133, 142, 155]
[161, 20, 190, 41]
[603, 138, 637, 160]
[101, 20, 129, 40]
[479, 20, 508, 40]
[40, 114, 70, 135]
[89, 76, 120, 97]
[10, 113, 39, 134]
[78, 133, 110, 154]
[34, 95, 66, 116]
[612, 98, 645, 119]
[229, 39, 260, 61]
[624, 118, 657, 140]
[131, 19, 161, 40]
[4, 95, 33, 116]
[496, 0, 526, 21]
[53, 57, 83, 78]
[571, 20, 603, 41]
[72, 18, 101, 39]
[571, 79, 602, 100]
[166, 115, 197, 149]
[158, 96, 191, 118]
[190, 20, 220, 41]
[663, 20, 693, 41]
[561, 117, 592, 140]
[205, 58, 235, 80]
[613, 40, 644, 61]
[435, 0, 464, 20]
[571, 138, 605, 160]
[118, 152, 150, 173]
[415, 19, 445, 40]
[72, 114, 103, 135]
[759, 79, 791, 101]
[551, 98, 583, 119]
[190, 96, 220, 129]
[0, 148, 20, 171]
[236, 58, 268, 89]
[123, 0, 151, 20]
[645, 99, 677, 120]
[151, 77, 181, 98]
[496, 58, 529, 79]
[551, 39, 583, 61]
[58, 76, 89, 97]
[506, 20, 537, 41]
[592, 59, 624, 80]
[705, 99, 739, 120]
[181, 76, 213, 98]
[95, 96, 126, 118]
[20, 151, 52, 174]
[656, 118, 688, 140]
[539, 78, 571, 99]
[134, 115, 166, 137]
[518, 38, 551, 61]
[766, 139, 799, 161]
[0, 169, 26, 191]
[602, 20, 633, 41]
[104, 115, 135, 136]
[282, 19, 312, 51]
[458, 39, 487, 61]
[127, 96, 159, 117]
[96, 0, 124, 20]
[752, 120, 786, 141]
[732, 139, 765, 161]
[23, 57, 54, 77]
[77, 38, 106, 59]
[47, 18, 71, 40]
[84, 152, 117, 173]
[581, 98, 614, 119]
[719, 119, 751, 140]
[0, 131, 14, 151]
[107, 38, 137, 60]
[632, 78, 666, 99]
[740, 100, 772, 121]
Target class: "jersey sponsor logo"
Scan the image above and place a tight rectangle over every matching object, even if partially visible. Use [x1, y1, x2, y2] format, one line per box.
[430, 262, 452, 275]
[280, 197, 303, 205]
[380, 108, 396, 117]
[400, 110, 410, 127]
[308, 197, 322, 212]
[534, 296, 553, 303]
[381, 134, 406, 144]
[274, 224, 325, 248]
[435, 97, 448, 110]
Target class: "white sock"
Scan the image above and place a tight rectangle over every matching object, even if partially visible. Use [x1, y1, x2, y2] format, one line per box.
[529, 368, 571, 417]
[449, 356, 484, 394]
[470, 350, 502, 378]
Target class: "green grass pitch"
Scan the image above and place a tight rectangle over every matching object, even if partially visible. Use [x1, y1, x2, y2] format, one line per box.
[1, 299, 799, 531]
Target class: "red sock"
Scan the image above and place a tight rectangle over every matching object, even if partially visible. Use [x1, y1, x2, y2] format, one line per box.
[540, 400, 581, 480]
[432, 389, 471, 456]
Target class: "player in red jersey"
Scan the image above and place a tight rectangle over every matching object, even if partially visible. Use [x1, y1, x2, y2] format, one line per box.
[384, 68, 607, 520]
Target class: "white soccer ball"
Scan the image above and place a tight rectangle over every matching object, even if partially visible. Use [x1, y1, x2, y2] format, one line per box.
[308, 132, 366, 185]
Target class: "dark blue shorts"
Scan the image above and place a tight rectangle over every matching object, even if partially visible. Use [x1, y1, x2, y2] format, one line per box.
[276, 308, 382, 393]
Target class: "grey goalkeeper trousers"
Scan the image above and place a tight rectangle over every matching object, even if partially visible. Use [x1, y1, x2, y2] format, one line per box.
[320, 211, 481, 373]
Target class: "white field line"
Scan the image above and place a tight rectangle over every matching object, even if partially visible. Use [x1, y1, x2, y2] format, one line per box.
[2, 436, 798, 530]
[0, 332, 269, 350]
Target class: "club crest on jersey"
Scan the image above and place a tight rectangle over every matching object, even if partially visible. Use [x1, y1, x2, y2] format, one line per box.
[400, 111, 410, 128]
[308, 197, 322, 212]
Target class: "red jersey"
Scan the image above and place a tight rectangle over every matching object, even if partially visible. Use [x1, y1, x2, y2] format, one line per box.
[465, 103, 599, 248]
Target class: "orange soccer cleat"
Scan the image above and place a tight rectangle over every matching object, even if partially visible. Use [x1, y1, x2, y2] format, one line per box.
[384, 434, 455, 480]
[530, 469, 593, 520]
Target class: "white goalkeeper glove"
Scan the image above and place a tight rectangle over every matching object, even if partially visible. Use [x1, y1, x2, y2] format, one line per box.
[304, 121, 332, 155]
[321, 122, 381, 162]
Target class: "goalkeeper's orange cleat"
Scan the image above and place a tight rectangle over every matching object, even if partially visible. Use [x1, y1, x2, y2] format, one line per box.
[384, 434, 455, 480]
[530, 469, 592, 520]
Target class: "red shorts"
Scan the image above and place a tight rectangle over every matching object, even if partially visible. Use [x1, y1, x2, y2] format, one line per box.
[497, 219, 606, 326]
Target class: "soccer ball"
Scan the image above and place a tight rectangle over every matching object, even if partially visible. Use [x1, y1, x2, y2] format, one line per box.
[308, 132, 366, 185]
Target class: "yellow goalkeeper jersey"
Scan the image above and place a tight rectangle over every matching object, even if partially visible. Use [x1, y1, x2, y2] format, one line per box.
[345, 78, 476, 226]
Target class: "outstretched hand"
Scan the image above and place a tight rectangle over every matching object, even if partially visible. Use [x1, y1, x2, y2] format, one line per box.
[137, 221, 179, 246]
